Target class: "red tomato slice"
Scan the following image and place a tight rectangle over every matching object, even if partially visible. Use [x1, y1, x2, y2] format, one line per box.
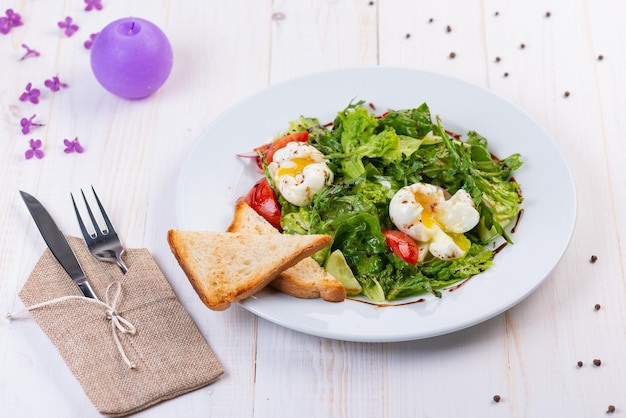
[252, 144, 271, 170]
[382, 230, 419, 265]
[253, 131, 309, 169]
[245, 177, 282, 230]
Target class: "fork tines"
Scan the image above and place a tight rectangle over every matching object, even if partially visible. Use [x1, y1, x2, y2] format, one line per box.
[71, 186, 128, 274]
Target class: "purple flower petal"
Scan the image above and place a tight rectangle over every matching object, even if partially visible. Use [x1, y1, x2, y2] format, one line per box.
[0, 18, 9, 35]
[44, 76, 67, 92]
[6, 9, 22, 26]
[19, 83, 41, 104]
[20, 117, 31, 134]
[84, 33, 98, 49]
[25, 138, 44, 159]
[1, 9, 23, 34]
[20, 44, 40, 61]
[84, 0, 103, 12]
[63, 138, 84, 154]
[21, 114, 43, 135]
[58, 16, 79, 37]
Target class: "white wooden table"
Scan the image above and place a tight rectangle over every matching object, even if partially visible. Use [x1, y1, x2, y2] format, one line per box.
[1, 1, 625, 417]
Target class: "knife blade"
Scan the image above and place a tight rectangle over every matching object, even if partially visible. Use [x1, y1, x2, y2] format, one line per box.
[20, 190, 99, 300]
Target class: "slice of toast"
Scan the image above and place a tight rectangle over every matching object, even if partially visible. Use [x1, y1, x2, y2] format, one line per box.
[167, 230, 332, 311]
[226, 200, 346, 302]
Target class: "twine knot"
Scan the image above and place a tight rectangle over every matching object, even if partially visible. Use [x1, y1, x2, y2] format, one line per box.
[5, 281, 137, 369]
[103, 281, 137, 368]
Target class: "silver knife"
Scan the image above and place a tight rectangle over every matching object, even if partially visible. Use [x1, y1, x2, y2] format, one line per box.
[20, 191, 99, 300]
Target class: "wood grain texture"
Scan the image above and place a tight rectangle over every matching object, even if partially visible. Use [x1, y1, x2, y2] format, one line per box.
[1, 0, 625, 417]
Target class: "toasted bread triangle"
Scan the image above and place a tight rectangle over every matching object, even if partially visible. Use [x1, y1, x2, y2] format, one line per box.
[167, 230, 332, 310]
[227, 200, 346, 302]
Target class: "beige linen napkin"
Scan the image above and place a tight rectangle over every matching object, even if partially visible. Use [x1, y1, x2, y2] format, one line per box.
[13, 236, 224, 417]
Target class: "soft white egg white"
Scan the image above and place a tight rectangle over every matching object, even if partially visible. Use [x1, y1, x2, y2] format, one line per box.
[389, 183, 479, 260]
[268, 142, 334, 206]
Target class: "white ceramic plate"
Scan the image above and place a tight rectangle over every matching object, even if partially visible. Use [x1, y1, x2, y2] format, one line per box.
[175, 67, 576, 342]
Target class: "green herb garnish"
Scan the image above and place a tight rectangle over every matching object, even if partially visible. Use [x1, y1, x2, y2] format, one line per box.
[274, 101, 522, 301]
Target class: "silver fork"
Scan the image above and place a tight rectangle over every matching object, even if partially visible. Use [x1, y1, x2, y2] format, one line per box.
[71, 186, 128, 274]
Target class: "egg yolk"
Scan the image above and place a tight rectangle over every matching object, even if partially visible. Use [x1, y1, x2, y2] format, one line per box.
[413, 191, 438, 229]
[276, 157, 316, 177]
[449, 232, 471, 253]
[420, 209, 436, 228]
[413, 189, 471, 252]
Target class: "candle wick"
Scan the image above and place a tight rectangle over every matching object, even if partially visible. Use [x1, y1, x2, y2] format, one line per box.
[128, 21, 135, 34]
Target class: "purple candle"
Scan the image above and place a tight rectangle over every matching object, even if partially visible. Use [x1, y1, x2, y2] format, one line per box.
[90, 17, 173, 99]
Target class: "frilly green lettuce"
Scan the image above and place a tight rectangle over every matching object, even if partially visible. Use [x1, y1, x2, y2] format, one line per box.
[273, 101, 522, 301]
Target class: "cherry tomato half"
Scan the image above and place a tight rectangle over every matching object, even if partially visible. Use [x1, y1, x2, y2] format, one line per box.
[381, 230, 420, 265]
[245, 177, 282, 230]
[253, 131, 309, 170]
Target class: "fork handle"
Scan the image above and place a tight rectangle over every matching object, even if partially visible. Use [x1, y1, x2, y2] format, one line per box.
[116, 259, 128, 275]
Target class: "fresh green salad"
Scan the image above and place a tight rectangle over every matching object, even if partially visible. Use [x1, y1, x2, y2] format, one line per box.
[248, 101, 523, 302]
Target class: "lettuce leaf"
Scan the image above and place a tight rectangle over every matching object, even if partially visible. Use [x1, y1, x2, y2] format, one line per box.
[275, 101, 522, 301]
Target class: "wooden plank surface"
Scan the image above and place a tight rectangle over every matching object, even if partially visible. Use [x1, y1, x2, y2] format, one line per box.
[1, 1, 625, 417]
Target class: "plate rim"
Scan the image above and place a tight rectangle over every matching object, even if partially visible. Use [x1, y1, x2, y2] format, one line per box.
[174, 66, 577, 342]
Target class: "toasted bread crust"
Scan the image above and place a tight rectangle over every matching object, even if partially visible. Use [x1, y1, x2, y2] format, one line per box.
[269, 257, 346, 302]
[167, 230, 216, 308]
[227, 200, 346, 302]
[167, 229, 332, 310]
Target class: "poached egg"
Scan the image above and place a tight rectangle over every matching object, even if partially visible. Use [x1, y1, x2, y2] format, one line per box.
[389, 182, 480, 260]
[268, 141, 334, 206]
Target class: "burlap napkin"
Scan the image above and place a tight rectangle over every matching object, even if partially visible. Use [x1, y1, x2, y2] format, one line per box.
[12, 236, 224, 417]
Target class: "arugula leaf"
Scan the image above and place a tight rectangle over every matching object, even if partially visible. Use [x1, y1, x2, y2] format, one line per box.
[431, 118, 523, 244]
[378, 103, 433, 138]
[274, 101, 522, 301]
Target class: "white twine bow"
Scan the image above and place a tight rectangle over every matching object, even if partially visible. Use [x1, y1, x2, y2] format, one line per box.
[5, 280, 137, 369]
